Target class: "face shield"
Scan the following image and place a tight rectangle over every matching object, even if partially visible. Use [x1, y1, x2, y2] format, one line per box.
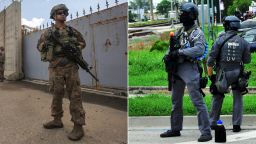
[179, 10, 190, 23]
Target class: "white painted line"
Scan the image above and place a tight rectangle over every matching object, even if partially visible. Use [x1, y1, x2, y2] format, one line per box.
[175, 130, 256, 144]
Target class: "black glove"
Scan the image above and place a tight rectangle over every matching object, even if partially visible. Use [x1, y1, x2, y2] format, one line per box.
[209, 74, 216, 83]
[163, 54, 170, 62]
[169, 50, 179, 59]
[200, 77, 208, 88]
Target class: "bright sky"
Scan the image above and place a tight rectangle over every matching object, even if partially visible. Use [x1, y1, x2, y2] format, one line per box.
[128, 0, 161, 6]
[0, 0, 127, 28]
[153, 0, 162, 6]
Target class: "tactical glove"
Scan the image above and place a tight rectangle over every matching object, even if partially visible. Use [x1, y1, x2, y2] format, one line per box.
[163, 54, 170, 62]
[209, 74, 216, 83]
[169, 50, 179, 59]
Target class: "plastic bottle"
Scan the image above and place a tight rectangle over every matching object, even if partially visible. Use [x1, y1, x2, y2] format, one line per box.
[215, 120, 226, 143]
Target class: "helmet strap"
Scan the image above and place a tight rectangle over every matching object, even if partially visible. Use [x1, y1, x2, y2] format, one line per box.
[183, 21, 195, 30]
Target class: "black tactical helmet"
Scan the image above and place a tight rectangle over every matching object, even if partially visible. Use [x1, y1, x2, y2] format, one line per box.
[223, 16, 241, 31]
[179, 2, 198, 24]
[50, 4, 69, 19]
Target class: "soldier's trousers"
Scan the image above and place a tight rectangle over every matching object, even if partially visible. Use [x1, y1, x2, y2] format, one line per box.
[209, 89, 243, 126]
[170, 62, 211, 135]
[49, 65, 85, 125]
[0, 63, 4, 81]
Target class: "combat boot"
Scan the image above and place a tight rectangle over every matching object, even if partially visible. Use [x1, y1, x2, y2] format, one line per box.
[233, 125, 241, 132]
[43, 118, 63, 129]
[68, 124, 84, 141]
[160, 130, 181, 138]
[198, 134, 212, 142]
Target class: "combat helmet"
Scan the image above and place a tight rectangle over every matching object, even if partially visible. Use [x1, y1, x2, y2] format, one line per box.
[50, 4, 69, 19]
[179, 2, 198, 24]
[223, 16, 241, 31]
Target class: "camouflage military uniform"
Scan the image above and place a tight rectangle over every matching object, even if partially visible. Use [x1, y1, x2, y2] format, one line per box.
[0, 47, 4, 82]
[37, 25, 86, 125]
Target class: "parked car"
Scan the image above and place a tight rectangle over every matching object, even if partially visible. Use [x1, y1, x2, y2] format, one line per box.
[239, 19, 256, 52]
[240, 19, 256, 29]
[240, 28, 256, 52]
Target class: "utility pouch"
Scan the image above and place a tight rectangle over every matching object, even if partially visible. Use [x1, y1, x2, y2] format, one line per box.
[215, 69, 230, 93]
[238, 71, 251, 95]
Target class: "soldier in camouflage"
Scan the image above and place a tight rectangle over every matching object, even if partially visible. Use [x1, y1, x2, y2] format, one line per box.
[37, 4, 86, 141]
[0, 47, 4, 82]
[160, 3, 212, 142]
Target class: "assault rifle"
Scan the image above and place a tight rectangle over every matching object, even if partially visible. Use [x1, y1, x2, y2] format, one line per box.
[163, 30, 182, 91]
[50, 32, 99, 82]
[61, 44, 99, 82]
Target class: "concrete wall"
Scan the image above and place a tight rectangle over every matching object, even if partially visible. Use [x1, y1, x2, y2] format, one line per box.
[0, 10, 4, 48]
[0, 1, 23, 80]
[23, 3, 128, 90]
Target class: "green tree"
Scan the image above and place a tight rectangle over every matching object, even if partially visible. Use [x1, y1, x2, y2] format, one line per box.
[227, 0, 251, 15]
[129, 10, 137, 22]
[156, 0, 171, 18]
[129, 1, 138, 9]
[129, 0, 149, 11]
[222, 0, 233, 16]
[129, 0, 151, 21]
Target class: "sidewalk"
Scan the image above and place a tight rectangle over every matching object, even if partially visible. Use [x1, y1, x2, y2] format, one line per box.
[129, 116, 256, 144]
[0, 81, 127, 144]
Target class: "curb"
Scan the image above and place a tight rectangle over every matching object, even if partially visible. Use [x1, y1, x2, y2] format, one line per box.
[20, 80, 127, 111]
[129, 86, 256, 94]
[129, 115, 256, 129]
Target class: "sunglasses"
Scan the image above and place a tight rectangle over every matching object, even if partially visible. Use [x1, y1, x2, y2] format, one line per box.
[56, 11, 67, 16]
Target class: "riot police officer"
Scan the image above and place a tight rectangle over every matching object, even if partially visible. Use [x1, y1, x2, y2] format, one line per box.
[160, 2, 212, 142]
[207, 16, 251, 132]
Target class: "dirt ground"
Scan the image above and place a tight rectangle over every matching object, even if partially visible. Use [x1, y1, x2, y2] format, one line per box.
[0, 81, 127, 144]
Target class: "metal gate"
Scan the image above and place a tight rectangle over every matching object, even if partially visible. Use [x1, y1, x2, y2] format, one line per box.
[23, 3, 127, 90]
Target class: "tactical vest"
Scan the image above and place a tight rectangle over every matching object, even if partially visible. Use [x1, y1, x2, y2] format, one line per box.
[178, 25, 208, 62]
[221, 35, 243, 63]
[41, 26, 79, 61]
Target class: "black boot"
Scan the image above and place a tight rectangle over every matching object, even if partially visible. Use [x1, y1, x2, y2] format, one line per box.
[210, 125, 217, 130]
[233, 125, 241, 132]
[160, 130, 181, 138]
[198, 134, 212, 142]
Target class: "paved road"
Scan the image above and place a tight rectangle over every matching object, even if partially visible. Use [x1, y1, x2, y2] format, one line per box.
[129, 24, 182, 34]
[0, 81, 127, 144]
[129, 116, 256, 144]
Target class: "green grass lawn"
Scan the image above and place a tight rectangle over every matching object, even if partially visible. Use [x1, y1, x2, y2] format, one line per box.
[129, 94, 256, 116]
[129, 50, 167, 86]
[129, 25, 256, 86]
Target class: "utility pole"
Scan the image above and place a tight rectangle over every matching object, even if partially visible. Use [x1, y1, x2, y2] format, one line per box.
[201, 0, 205, 32]
[211, 0, 214, 25]
[175, 0, 178, 22]
[171, 0, 173, 11]
[207, 0, 210, 40]
[150, 0, 154, 20]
